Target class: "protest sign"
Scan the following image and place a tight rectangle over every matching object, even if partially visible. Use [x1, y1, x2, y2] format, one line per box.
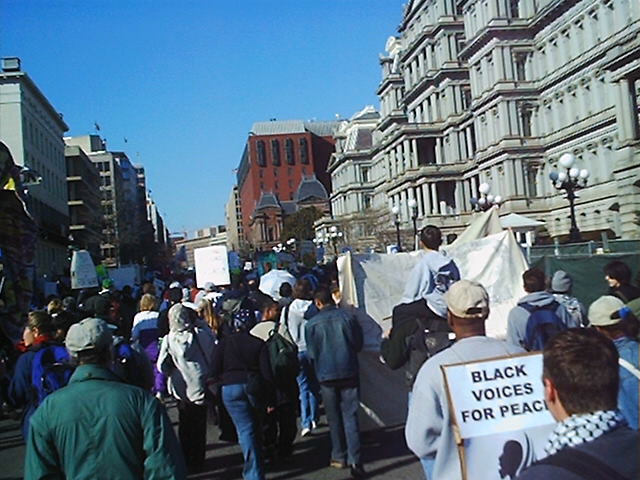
[70, 250, 98, 289]
[442, 353, 555, 479]
[194, 245, 230, 288]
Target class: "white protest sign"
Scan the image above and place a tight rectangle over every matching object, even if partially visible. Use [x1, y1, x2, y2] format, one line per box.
[194, 246, 230, 288]
[70, 250, 98, 289]
[442, 353, 554, 439]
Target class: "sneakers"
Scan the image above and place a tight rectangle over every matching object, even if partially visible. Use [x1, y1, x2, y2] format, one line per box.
[350, 463, 366, 479]
[311, 420, 318, 430]
[329, 459, 347, 469]
[300, 427, 311, 437]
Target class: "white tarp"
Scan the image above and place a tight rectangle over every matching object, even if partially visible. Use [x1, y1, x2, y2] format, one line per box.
[339, 209, 528, 344]
[70, 250, 98, 289]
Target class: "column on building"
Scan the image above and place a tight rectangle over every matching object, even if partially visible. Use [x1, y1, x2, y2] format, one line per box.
[463, 179, 472, 212]
[416, 183, 425, 217]
[514, 158, 526, 195]
[454, 181, 464, 214]
[412, 139, 419, 167]
[615, 77, 640, 142]
[404, 139, 413, 169]
[400, 189, 408, 221]
[422, 183, 432, 215]
[436, 137, 444, 164]
[430, 183, 439, 215]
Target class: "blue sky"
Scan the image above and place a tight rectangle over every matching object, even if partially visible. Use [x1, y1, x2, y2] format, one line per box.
[1, 0, 403, 233]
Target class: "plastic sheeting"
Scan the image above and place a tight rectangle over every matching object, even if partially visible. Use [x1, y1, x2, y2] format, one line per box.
[339, 210, 529, 348]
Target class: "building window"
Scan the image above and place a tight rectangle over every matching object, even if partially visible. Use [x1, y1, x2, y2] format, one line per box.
[285, 138, 295, 165]
[462, 87, 472, 110]
[514, 52, 527, 81]
[361, 167, 370, 183]
[260, 181, 265, 190]
[363, 195, 372, 209]
[288, 179, 293, 189]
[257, 140, 266, 167]
[259, 169, 263, 178]
[509, 0, 519, 18]
[275, 181, 279, 190]
[299, 138, 309, 164]
[271, 139, 281, 166]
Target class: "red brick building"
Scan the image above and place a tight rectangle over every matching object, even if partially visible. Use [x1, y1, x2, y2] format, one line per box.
[237, 120, 339, 250]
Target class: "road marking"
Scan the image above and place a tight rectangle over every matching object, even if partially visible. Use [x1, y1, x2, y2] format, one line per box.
[360, 402, 386, 428]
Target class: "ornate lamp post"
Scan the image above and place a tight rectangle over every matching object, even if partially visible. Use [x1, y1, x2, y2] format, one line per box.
[549, 153, 589, 243]
[408, 198, 418, 250]
[470, 182, 503, 212]
[329, 225, 343, 255]
[391, 205, 402, 252]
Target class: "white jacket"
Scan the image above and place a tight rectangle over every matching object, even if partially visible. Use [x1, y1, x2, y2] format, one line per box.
[157, 321, 216, 405]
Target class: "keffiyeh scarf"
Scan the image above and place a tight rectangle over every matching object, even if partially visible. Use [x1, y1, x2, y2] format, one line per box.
[545, 410, 627, 456]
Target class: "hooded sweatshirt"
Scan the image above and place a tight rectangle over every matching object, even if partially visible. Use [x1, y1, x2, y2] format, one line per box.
[157, 304, 216, 405]
[400, 250, 460, 318]
[506, 291, 574, 349]
[282, 299, 313, 352]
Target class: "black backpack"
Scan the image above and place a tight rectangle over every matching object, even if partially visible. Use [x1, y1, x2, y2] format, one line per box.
[405, 317, 453, 386]
[266, 306, 299, 388]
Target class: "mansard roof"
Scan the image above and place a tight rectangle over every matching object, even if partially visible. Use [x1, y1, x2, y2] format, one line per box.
[294, 174, 329, 203]
[254, 192, 281, 214]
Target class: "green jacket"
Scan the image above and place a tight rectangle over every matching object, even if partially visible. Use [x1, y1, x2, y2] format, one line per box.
[25, 364, 186, 480]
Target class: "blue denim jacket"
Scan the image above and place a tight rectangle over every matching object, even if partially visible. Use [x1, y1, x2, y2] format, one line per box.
[615, 336, 639, 430]
[304, 305, 363, 383]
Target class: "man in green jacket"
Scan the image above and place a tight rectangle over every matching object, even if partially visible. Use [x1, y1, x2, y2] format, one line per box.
[24, 317, 186, 480]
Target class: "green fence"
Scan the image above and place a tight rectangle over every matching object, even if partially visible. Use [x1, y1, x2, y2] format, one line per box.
[529, 239, 640, 308]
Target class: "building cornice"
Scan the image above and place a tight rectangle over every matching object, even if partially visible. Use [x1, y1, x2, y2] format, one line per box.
[0, 71, 68, 131]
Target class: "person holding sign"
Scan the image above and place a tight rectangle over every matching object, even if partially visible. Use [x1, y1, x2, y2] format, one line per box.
[405, 280, 524, 480]
[517, 329, 639, 479]
[588, 296, 639, 430]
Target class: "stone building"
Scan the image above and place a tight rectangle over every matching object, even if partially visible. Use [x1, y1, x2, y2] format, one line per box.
[65, 135, 155, 266]
[225, 186, 244, 252]
[332, 0, 640, 248]
[174, 226, 228, 269]
[0, 58, 70, 278]
[325, 106, 381, 251]
[65, 145, 103, 261]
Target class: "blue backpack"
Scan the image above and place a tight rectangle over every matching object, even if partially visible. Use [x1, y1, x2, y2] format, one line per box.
[521, 301, 567, 351]
[31, 344, 74, 405]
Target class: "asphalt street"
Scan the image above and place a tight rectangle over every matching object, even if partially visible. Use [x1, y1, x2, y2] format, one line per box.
[0, 352, 423, 479]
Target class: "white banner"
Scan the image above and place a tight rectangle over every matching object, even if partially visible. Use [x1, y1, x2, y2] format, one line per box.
[442, 353, 554, 439]
[194, 246, 230, 288]
[70, 250, 98, 289]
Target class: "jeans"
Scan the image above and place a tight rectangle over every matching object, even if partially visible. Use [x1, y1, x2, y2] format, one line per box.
[297, 351, 320, 429]
[408, 390, 434, 479]
[222, 384, 265, 480]
[320, 382, 361, 466]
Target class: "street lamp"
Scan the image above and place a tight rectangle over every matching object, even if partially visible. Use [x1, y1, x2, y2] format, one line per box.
[391, 205, 402, 252]
[329, 225, 342, 255]
[408, 198, 418, 250]
[549, 152, 589, 243]
[470, 182, 503, 212]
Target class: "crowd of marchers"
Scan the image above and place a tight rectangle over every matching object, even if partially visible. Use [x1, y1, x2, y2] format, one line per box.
[1, 229, 639, 480]
[0, 262, 368, 480]
[383, 226, 639, 480]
